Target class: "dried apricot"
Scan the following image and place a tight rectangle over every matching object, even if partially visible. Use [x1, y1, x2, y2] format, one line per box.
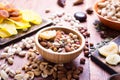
[0, 10, 9, 18]
[10, 16, 22, 21]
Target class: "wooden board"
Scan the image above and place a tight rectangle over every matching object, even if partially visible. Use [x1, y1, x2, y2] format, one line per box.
[91, 35, 120, 75]
[0, 19, 52, 48]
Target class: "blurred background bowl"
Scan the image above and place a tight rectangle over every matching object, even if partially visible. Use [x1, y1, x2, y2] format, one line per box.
[108, 73, 120, 80]
[35, 26, 85, 63]
[93, 0, 120, 30]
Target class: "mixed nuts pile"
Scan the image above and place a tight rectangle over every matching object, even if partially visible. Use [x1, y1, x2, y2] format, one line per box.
[0, 35, 84, 80]
[97, 0, 120, 21]
[39, 30, 81, 53]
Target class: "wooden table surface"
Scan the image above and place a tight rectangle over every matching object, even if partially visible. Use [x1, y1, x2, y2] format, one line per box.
[1, 0, 119, 80]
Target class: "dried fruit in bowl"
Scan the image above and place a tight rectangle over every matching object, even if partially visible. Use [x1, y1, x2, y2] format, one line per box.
[39, 30, 56, 40]
[98, 42, 119, 57]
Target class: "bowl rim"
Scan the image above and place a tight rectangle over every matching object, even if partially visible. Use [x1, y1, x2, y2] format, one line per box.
[35, 26, 85, 55]
[93, 0, 120, 24]
[108, 73, 120, 80]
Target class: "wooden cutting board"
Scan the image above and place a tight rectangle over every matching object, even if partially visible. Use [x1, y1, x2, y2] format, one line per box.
[0, 19, 52, 48]
[91, 35, 120, 75]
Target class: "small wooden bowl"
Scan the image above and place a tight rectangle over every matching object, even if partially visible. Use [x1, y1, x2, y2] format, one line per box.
[108, 74, 120, 80]
[35, 26, 85, 63]
[93, 0, 120, 30]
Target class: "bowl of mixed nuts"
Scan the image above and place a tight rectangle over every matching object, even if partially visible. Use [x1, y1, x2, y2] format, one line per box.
[35, 26, 85, 63]
[94, 0, 120, 30]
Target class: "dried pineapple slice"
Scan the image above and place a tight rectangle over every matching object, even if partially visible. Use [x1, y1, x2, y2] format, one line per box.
[39, 30, 56, 40]
[0, 20, 17, 35]
[0, 17, 4, 23]
[0, 29, 11, 38]
[21, 10, 42, 24]
[8, 19, 31, 29]
[98, 42, 119, 57]
[105, 54, 120, 65]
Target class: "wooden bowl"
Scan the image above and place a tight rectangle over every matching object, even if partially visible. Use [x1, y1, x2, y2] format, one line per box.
[35, 26, 85, 63]
[93, 0, 120, 30]
[108, 74, 120, 80]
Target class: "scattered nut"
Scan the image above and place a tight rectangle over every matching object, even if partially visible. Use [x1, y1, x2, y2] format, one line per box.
[0, 70, 8, 80]
[18, 51, 26, 57]
[14, 74, 24, 80]
[27, 71, 34, 79]
[7, 57, 14, 65]
[73, 0, 84, 5]
[80, 58, 86, 64]
[57, 0, 66, 7]
[8, 69, 16, 78]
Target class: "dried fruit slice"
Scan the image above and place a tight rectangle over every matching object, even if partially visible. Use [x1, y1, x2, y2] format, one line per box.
[98, 42, 119, 57]
[0, 17, 4, 23]
[0, 20, 17, 36]
[105, 54, 120, 65]
[39, 30, 56, 40]
[0, 9, 9, 19]
[0, 29, 11, 38]
[8, 19, 31, 29]
[21, 10, 42, 24]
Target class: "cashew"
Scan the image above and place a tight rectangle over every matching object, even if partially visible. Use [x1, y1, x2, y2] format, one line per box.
[18, 51, 26, 57]
[14, 74, 24, 80]
[8, 69, 16, 78]
[27, 71, 34, 79]
[0, 64, 8, 70]
[0, 70, 8, 80]
[23, 74, 29, 80]
[41, 72, 48, 78]
[33, 69, 41, 77]
[5, 67, 10, 73]
[15, 70, 21, 74]
[0, 52, 8, 59]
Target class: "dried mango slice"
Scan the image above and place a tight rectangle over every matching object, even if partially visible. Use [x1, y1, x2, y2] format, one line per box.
[39, 30, 56, 40]
[0, 29, 11, 38]
[21, 10, 42, 24]
[0, 20, 17, 35]
[8, 19, 31, 29]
